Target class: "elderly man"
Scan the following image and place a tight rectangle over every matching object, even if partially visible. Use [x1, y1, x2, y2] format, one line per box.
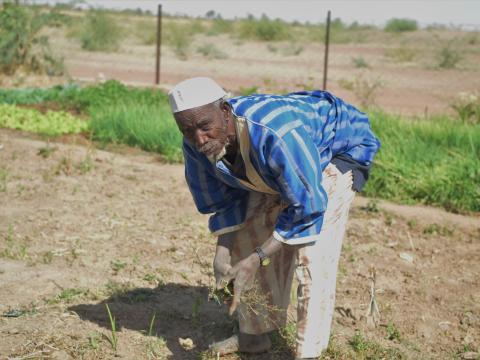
[168, 77, 380, 359]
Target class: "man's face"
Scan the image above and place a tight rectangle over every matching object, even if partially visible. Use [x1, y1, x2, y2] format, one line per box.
[174, 102, 228, 158]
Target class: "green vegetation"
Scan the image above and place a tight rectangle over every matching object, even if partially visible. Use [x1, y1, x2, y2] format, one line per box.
[437, 45, 462, 69]
[365, 111, 480, 212]
[105, 304, 118, 353]
[385, 18, 418, 33]
[349, 331, 405, 358]
[197, 43, 228, 59]
[164, 22, 193, 60]
[80, 10, 122, 51]
[451, 92, 480, 124]
[238, 14, 291, 41]
[0, 104, 88, 136]
[1, 81, 478, 213]
[0, 2, 65, 76]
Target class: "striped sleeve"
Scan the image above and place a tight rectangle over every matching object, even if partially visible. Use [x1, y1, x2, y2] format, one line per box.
[183, 141, 249, 235]
[263, 125, 329, 245]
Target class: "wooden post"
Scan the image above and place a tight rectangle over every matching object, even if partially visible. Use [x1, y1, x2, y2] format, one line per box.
[155, 4, 162, 85]
[323, 10, 331, 90]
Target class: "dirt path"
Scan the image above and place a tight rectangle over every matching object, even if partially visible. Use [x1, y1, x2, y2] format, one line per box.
[0, 130, 479, 359]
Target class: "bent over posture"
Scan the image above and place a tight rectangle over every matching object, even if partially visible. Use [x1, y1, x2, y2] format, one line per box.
[168, 77, 380, 359]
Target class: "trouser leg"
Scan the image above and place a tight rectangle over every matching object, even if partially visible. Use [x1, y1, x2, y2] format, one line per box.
[230, 192, 296, 335]
[295, 165, 355, 358]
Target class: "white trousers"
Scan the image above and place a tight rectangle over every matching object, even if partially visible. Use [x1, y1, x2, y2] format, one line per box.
[229, 164, 356, 358]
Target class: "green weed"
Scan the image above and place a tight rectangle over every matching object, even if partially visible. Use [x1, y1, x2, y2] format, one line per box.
[437, 45, 462, 69]
[386, 321, 402, 341]
[105, 303, 118, 353]
[37, 145, 57, 158]
[148, 312, 156, 337]
[349, 331, 405, 358]
[47, 287, 87, 304]
[352, 56, 369, 68]
[451, 91, 480, 124]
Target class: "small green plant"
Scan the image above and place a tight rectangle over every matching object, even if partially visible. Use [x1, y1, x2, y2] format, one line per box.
[423, 223, 454, 236]
[148, 312, 156, 337]
[338, 74, 383, 108]
[196, 43, 228, 59]
[364, 199, 380, 213]
[437, 45, 462, 69]
[352, 56, 369, 68]
[385, 18, 418, 33]
[451, 91, 480, 124]
[105, 303, 118, 353]
[110, 259, 127, 273]
[386, 321, 402, 341]
[37, 145, 57, 158]
[80, 10, 122, 52]
[88, 331, 100, 350]
[47, 287, 86, 304]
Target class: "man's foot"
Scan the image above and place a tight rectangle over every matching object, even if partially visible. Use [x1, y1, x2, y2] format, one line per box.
[209, 332, 271, 355]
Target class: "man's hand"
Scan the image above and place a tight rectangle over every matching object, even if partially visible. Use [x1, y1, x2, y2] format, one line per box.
[214, 244, 233, 290]
[226, 253, 260, 315]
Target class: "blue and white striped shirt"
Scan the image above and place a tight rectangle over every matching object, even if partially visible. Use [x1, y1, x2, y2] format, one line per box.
[183, 90, 380, 244]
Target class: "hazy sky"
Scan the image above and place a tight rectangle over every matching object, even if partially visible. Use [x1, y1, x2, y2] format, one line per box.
[30, 0, 480, 29]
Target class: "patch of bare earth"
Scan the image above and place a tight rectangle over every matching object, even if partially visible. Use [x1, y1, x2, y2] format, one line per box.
[0, 130, 479, 359]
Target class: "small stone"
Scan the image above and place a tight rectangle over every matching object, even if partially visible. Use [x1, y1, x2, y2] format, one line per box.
[438, 321, 452, 330]
[399, 252, 414, 263]
[462, 352, 478, 360]
[179, 337, 194, 350]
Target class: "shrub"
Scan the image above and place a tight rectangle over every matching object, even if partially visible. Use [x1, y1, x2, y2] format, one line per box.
[338, 75, 383, 108]
[437, 45, 461, 69]
[451, 92, 480, 124]
[238, 14, 291, 41]
[164, 22, 192, 60]
[196, 43, 228, 59]
[0, 2, 65, 76]
[352, 56, 369, 68]
[207, 17, 233, 35]
[384, 18, 418, 33]
[80, 10, 122, 51]
[135, 19, 156, 45]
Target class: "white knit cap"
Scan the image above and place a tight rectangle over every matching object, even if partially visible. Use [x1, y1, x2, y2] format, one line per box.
[168, 77, 227, 113]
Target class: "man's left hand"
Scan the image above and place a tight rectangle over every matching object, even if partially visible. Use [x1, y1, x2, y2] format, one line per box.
[226, 253, 260, 315]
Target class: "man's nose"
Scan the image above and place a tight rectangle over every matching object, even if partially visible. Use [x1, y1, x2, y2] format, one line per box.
[194, 129, 208, 147]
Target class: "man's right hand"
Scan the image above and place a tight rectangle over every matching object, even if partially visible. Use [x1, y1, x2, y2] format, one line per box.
[214, 244, 232, 289]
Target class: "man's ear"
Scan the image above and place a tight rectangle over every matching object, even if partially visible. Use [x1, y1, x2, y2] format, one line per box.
[220, 100, 231, 114]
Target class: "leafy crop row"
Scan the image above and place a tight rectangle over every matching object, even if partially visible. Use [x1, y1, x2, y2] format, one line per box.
[0, 104, 88, 136]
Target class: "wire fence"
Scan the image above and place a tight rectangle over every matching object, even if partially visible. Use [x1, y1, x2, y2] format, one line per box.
[12, 4, 480, 116]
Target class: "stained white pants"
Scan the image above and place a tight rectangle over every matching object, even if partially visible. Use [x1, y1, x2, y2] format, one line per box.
[229, 164, 356, 358]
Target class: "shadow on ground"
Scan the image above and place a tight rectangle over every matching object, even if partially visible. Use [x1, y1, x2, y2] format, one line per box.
[69, 283, 293, 359]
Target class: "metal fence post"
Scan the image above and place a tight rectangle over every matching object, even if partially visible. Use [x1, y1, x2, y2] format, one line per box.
[155, 4, 162, 85]
[323, 10, 331, 90]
